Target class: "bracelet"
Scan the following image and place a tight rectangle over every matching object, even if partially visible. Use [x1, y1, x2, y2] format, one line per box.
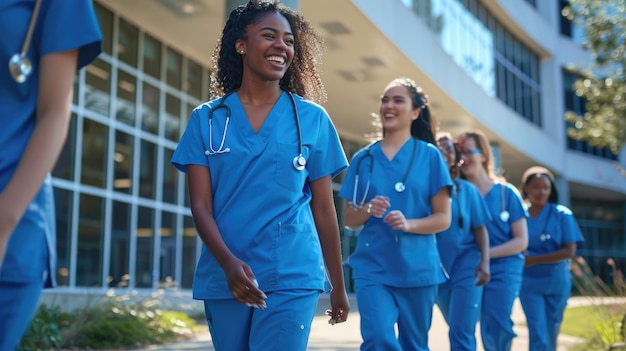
[367, 203, 372, 214]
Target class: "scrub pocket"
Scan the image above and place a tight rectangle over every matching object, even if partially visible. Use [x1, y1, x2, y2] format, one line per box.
[272, 318, 311, 351]
[275, 143, 309, 192]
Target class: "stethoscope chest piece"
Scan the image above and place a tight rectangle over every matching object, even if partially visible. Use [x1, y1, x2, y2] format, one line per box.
[293, 154, 306, 171]
[9, 53, 32, 84]
[394, 182, 406, 193]
[500, 210, 510, 222]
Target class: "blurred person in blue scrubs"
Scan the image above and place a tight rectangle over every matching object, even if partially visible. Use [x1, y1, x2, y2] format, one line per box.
[457, 130, 528, 351]
[170, 1, 349, 350]
[339, 77, 452, 351]
[0, 0, 102, 349]
[519, 166, 583, 351]
[435, 133, 491, 351]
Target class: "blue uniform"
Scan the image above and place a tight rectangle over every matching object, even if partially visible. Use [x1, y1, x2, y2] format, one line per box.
[0, 1, 101, 349]
[171, 91, 347, 351]
[338, 139, 453, 351]
[436, 179, 491, 351]
[479, 182, 527, 351]
[520, 203, 583, 351]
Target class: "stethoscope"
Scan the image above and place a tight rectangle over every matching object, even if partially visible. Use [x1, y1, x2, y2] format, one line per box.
[351, 138, 417, 209]
[537, 205, 553, 242]
[204, 90, 307, 171]
[9, 0, 42, 84]
[499, 183, 510, 222]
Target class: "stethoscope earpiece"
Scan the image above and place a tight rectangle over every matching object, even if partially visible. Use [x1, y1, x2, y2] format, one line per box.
[9, 54, 32, 83]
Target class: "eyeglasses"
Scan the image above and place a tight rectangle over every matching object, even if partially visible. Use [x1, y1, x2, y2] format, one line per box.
[460, 148, 482, 156]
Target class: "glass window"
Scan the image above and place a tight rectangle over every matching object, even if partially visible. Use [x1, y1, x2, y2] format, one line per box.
[165, 93, 181, 141]
[113, 131, 134, 194]
[162, 147, 178, 204]
[81, 119, 108, 188]
[166, 48, 182, 90]
[54, 188, 73, 287]
[160, 211, 177, 289]
[135, 206, 155, 288]
[186, 59, 203, 100]
[110, 201, 131, 288]
[139, 140, 156, 199]
[143, 33, 162, 79]
[53, 114, 77, 180]
[117, 18, 139, 67]
[116, 69, 137, 126]
[94, 2, 113, 55]
[181, 216, 197, 289]
[77, 194, 104, 287]
[85, 58, 111, 117]
[141, 82, 159, 134]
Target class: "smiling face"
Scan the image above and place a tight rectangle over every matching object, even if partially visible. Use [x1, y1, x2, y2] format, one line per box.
[524, 174, 552, 207]
[378, 85, 420, 134]
[236, 11, 294, 83]
[458, 136, 486, 178]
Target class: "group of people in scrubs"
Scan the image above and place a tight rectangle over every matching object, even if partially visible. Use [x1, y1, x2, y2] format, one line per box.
[0, 0, 102, 349]
[2, 0, 585, 350]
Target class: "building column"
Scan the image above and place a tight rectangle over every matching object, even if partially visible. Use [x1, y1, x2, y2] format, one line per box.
[225, 0, 299, 19]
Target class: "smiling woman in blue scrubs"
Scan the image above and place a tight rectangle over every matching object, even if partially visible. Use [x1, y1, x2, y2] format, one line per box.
[171, 1, 349, 350]
[519, 166, 583, 351]
[457, 130, 528, 351]
[339, 77, 452, 351]
[435, 133, 491, 351]
[0, 1, 102, 349]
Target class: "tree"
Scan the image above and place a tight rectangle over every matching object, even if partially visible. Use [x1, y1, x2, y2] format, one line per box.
[562, 0, 626, 154]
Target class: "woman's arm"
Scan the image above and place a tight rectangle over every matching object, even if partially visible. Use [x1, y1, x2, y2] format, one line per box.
[525, 242, 577, 267]
[490, 217, 529, 258]
[384, 187, 451, 234]
[310, 175, 349, 324]
[0, 50, 77, 267]
[187, 165, 266, 307]
[472, 225, 490, 285]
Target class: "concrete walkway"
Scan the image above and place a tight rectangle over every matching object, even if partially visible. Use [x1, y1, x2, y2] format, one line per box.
[136, 295, 605, 351]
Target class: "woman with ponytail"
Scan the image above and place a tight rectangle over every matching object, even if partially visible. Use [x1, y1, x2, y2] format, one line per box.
[339, 77, 452, 350]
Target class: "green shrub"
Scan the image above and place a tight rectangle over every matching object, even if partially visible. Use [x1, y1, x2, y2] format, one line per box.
[18, 293, 198, 350]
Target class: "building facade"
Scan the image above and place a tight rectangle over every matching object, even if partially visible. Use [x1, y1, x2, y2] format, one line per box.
[47, 0, 626, 296]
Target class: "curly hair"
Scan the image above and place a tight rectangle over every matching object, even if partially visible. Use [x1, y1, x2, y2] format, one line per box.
[383, 77, 437, 144]
[210, 0, 326, 103]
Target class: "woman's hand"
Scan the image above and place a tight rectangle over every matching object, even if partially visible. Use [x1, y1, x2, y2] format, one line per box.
[366, 195, 391, 218]
[222, 256, 267, 308]
[325, 288, 349, 325]
[384, 210, 409, 231]
[475, 260, 491, 286]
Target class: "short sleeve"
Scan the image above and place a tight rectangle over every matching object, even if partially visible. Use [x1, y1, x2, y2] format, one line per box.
[40, 0, 102, 69]
[467, 182, 492, 229]
[427, 143, 453, 198]
[338, 148, 368, 201]
[557, 205, 584, 244]
[305, 105, 348, 181]
[171, 107, 208, 173]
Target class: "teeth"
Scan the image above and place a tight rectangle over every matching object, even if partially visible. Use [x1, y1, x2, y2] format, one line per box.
[267, 56, 285, 64]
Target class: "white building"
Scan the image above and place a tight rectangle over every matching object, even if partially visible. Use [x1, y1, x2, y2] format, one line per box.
[48, 0, 625, 296]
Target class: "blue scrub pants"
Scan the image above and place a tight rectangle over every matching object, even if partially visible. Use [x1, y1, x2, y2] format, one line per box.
[0, 281, 45, 351]
[519, 285, 569, 351]
[355, 280, 437, 351]
[203, 289, 319, 351]
[480, 259, 523, 351]
[437, 264, 483, 351]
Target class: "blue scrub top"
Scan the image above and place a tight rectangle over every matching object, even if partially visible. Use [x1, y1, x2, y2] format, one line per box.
[437, 179, 491, 273]
[482, 182, 527, 264]
[172, 92, 348, 299]
[522, 203, 583, 292]
[338, 139, 453, 287]
[0, 0, 102, 286]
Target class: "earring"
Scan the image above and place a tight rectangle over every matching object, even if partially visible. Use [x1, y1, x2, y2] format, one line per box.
[238, 50, 244, 54]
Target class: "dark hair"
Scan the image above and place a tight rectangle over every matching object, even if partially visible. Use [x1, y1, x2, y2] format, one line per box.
[522, 169, 559, 203]
[384, 77, 436, 144]
[210, 0, 326, 103]
[436, 132, 461, 179]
